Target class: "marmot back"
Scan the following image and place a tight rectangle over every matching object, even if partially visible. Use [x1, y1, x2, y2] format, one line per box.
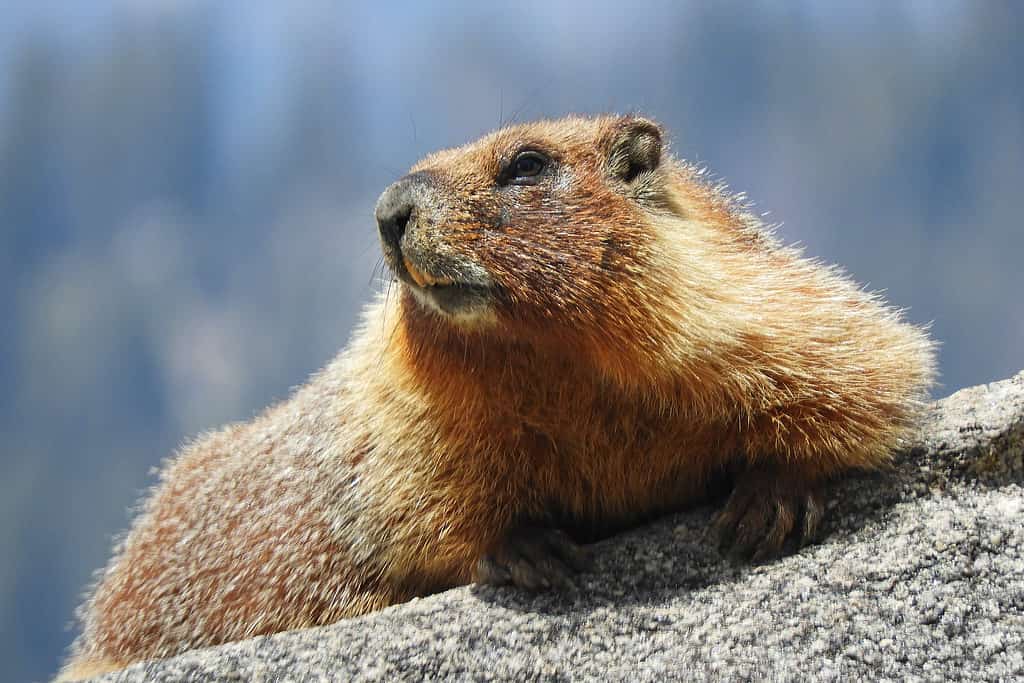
[59, 114, 935, 680]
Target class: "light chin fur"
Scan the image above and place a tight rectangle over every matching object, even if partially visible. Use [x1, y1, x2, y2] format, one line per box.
[408, 284, 498, 328]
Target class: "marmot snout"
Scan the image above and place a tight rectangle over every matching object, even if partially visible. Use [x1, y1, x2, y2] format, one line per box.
[376, 170, 495, 321]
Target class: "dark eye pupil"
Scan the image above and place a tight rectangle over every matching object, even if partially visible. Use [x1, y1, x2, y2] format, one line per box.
[514, 153, 544, 177]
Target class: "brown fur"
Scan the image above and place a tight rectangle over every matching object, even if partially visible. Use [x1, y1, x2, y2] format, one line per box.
[59, 115, 935, 679]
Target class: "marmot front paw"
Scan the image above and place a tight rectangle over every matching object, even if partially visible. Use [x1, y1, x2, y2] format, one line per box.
[476, 526, 591, 590]
[711, 465, 825, 562]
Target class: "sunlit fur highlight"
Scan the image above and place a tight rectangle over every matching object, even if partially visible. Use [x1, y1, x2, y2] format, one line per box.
[59, 115, 935, 680]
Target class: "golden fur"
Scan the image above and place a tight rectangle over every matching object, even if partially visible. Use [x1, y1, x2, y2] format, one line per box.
[59, 115, 934, 679]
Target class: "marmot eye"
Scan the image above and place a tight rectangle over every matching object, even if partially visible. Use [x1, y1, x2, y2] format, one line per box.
[511, 151, 547, 179]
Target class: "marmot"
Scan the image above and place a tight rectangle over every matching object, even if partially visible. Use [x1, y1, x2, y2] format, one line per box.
[59, 114, 935, 680]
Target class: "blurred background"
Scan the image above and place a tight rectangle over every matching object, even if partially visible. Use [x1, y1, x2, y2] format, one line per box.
[2, 1, 1022, 680]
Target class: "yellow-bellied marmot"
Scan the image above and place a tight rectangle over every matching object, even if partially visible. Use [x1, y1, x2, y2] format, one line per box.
[59, 115, 935, 680]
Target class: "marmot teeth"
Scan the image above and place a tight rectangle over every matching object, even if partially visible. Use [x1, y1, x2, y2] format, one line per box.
[403, 256, 454, 288]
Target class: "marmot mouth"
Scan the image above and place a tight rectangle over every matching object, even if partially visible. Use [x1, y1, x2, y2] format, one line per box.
[402, 256, 455, 288]
[398, 255, 493, 316]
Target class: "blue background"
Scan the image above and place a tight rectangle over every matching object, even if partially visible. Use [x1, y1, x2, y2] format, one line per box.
[2, 3, 1022, 680]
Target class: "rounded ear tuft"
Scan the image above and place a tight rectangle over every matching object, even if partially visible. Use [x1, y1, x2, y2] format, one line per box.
[607, 116, 663, 183]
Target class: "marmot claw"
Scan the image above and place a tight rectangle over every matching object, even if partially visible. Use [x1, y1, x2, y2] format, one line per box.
[711, 466, 825, 562]
[476, 526, 591, 590]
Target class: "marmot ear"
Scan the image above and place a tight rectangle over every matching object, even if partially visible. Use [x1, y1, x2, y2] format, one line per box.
[607, 116, 663, 183]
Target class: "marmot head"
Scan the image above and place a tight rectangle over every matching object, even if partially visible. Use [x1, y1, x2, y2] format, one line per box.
[375, 115, 672, 345]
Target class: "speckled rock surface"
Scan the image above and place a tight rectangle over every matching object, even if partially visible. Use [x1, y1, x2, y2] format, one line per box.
[92, 371, 1024, 682]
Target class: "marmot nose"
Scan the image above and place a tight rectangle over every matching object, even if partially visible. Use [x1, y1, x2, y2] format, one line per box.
[376, 197, 411, 251]
[375, 171, 433, 251]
